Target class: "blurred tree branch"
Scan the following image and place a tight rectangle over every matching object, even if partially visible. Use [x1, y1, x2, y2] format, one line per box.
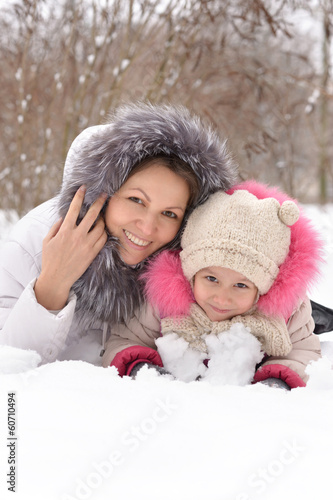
[0, 0, 332, 214]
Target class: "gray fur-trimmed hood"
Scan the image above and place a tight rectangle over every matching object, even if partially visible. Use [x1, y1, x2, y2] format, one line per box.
[58, 102, 238, 327]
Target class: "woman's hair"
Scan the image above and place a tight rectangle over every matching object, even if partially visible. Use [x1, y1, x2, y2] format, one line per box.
[127, 154, 200, 210]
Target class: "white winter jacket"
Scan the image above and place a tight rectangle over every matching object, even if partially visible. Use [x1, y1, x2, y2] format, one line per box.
[0, 198, 85, 363]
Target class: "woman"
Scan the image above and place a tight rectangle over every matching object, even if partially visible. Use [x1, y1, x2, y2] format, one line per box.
[0, 102, 237, 368]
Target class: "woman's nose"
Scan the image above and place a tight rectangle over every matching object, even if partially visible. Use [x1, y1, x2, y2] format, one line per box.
[136, 213, 157, 236]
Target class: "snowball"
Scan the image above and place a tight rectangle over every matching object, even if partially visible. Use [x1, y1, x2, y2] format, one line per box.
[202, 323, 264, 386]
[156, 334, 206, 382]
[156, 323, 264, 386]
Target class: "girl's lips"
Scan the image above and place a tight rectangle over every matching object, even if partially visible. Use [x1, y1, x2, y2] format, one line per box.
[210, 305, 231, 314]
[123, 229, 152, 250]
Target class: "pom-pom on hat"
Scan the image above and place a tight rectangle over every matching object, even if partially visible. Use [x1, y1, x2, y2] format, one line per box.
[180, 189, 300, 295]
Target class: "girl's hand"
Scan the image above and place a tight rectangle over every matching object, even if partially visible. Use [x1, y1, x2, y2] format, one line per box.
[34, 186, 108, 310]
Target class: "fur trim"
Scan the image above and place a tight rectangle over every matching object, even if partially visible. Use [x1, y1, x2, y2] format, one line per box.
[145, 181, 324, 322]
[57, 102, 237, 325]
[142, 251, 194, 318]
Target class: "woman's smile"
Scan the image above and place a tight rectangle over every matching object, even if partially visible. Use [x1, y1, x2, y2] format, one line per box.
[104, 163, 190, 265]
[123, 230, 151, 248]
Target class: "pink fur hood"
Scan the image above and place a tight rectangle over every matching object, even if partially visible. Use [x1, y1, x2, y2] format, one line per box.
[143, 180, 324, 321]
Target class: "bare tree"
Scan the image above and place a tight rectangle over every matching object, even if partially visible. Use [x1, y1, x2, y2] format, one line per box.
[0, 0, 332, 214]
[318, 0, 332, 203]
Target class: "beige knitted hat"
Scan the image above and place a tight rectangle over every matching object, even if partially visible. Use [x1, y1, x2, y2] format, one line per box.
[180, 190, 300, 295]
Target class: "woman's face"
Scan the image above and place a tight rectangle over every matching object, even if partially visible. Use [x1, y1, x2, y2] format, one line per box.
[105, 163, 190, 265]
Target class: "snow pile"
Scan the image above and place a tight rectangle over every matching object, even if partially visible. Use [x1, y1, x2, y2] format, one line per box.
[305, 356, 333, 390]
[157, 323, 263, 385]
[1, 206, 333, 499]
[1, 357, 333, 500]
[0, 346, 41, 374]
[202, 325, 264, 385]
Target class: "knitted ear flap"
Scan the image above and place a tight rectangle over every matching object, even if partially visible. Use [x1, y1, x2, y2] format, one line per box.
[227, 180, 324, 320]
[142, 251, 194, 318]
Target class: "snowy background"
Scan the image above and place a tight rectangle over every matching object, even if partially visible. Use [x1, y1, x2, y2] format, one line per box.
[1, 203, 333, 500]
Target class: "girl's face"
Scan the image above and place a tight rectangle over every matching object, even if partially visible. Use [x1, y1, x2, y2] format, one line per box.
[105, 163, 190, 265]
[193, 266, 258, 322]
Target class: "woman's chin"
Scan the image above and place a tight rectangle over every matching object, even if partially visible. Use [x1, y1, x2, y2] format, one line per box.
[118, 247, 149, 266]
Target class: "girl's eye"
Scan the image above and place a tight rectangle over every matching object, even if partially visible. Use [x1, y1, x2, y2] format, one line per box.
[162, 210, 177, 219]
[129, 197, 143, 204]
[206, 276, 218, 283]
[235, 283, 248, 289]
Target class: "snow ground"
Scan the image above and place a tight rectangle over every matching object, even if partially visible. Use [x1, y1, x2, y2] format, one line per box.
[0, 204, 333, 500]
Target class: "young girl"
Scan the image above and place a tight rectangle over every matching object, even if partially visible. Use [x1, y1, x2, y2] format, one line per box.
[142, 181, 324, 389]
[0, 102, 237, 367]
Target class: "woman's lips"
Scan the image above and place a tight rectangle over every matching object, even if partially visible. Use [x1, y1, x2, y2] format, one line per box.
[123, 229, 151, 249]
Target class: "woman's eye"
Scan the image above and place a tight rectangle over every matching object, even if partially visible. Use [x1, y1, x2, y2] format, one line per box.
[129, 197, 143, 204]
[163, 210, 177, 219]
[206, 276, 218, 283]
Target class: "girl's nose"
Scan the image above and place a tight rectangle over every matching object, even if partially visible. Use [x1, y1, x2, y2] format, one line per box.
[213, 288, 231, 306]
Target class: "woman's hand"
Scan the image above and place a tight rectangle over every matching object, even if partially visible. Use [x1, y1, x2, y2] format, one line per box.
[34, 186, 108, 311]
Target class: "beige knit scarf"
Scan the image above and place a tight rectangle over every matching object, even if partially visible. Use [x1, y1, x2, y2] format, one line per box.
[161, 304, 292, 356]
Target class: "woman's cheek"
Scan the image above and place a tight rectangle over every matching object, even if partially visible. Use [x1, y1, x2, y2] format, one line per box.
[163, 218, 182, 241]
